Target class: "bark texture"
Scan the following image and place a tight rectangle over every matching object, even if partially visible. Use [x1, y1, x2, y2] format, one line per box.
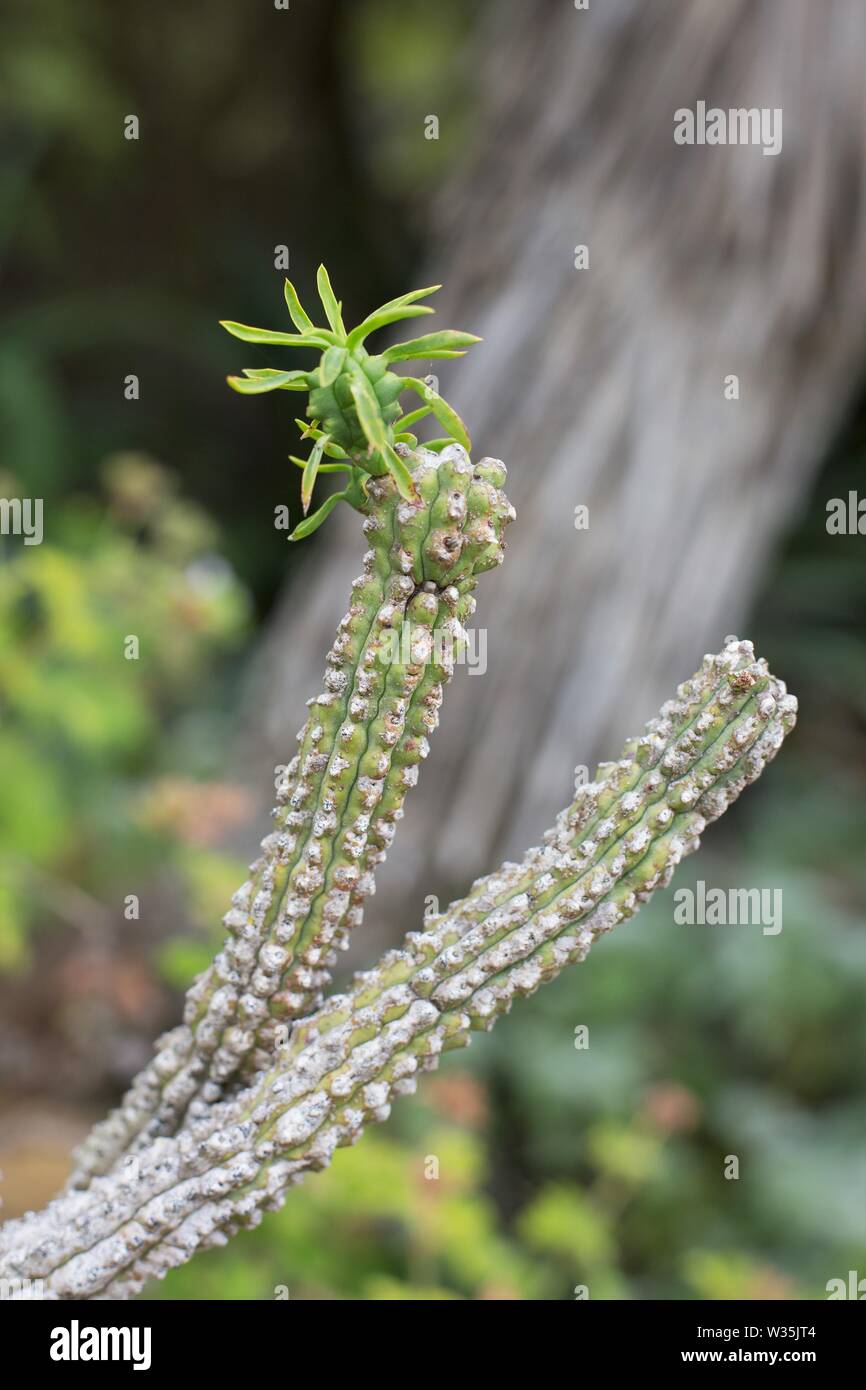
[246, 0, 866, 927]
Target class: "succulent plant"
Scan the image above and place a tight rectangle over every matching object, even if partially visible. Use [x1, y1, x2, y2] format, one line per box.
[0, 270, 798, 1300]
[68, 277, 514, 1185]
[221, 266, 481, 537]
[0, 639, 796, 1298]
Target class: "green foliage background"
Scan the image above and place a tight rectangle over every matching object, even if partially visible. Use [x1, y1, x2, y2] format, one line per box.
[1, 0, 864, 1300]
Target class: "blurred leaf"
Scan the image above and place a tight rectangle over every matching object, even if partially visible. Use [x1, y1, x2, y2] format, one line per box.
[519, 1184, 614, 1267]
[586, 1122, 662, 1186]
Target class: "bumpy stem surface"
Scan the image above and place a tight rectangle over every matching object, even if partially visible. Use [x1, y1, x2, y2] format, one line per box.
[0, 638, 796, 1298]
[67, 446, 514, 1187]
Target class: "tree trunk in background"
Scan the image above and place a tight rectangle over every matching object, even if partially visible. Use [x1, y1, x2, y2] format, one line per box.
[242, 0, 866, 942]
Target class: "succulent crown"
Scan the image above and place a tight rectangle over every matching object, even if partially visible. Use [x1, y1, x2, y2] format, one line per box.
[220, 266, 481, 539]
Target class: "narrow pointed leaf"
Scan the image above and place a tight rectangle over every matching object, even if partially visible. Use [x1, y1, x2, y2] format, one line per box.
[394, 432, 418, 446]
[403, 377, 471, 451]
[227, 369, 310, 395]
[283, 279, 315, 333]
[242, 368, 309, 382]
[373, 285, 441, 312]
[220, 320, 332, 349]
[319, 346, 346, 387]
[394, 405, 432, 430]
[421, 437, 455, 452]
[345, 303, 434, 349]
[382, 331, 481, 364]
[316, 265, 346, 337]
[289, 456, 350, 474]
[288, 489, 349, 541]
[349, 374, 388, 454]
[301, 435, 329, 514]
[382, 443, 418, 501]
[391, 348, 468, 361]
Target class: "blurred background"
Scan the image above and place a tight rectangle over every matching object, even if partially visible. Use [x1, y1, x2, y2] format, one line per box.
[1, 0, 865, 1300]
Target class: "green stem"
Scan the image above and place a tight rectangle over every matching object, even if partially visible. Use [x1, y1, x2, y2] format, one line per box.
[67, 446, 514, 1186]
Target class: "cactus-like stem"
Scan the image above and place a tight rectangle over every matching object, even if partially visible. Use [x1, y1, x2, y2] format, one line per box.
[67, 447, 514, 1187]
[0, 639, 796, 1299]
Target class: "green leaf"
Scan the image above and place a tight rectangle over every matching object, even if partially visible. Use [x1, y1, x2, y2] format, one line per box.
[394, 431, 418, 447]
[346, 304, 434, 349]
[421, 437, 455, 452]
[374, 284, 441, 313]
[382, 330, 481, 364]
[293, 419, 349, 459]
[348, 373, 388, 455]
[345, 285, 440, 348]
[383, 442, 418, 501]
[319, 346, 346, 387]
[289, 488, 349, 541]
[289, 456, 350, 474]
[220, 320, 332, 349]
[300, 434, 329, 514]
[243, 368, 307, 381]
[283, 278, 315, 333]
[403, 377, 471, 451]
[226, 368, 310, 394]
[394, 405, 432, 430]
[316, 265, 346, 337]
[348, 367, 418, 496]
